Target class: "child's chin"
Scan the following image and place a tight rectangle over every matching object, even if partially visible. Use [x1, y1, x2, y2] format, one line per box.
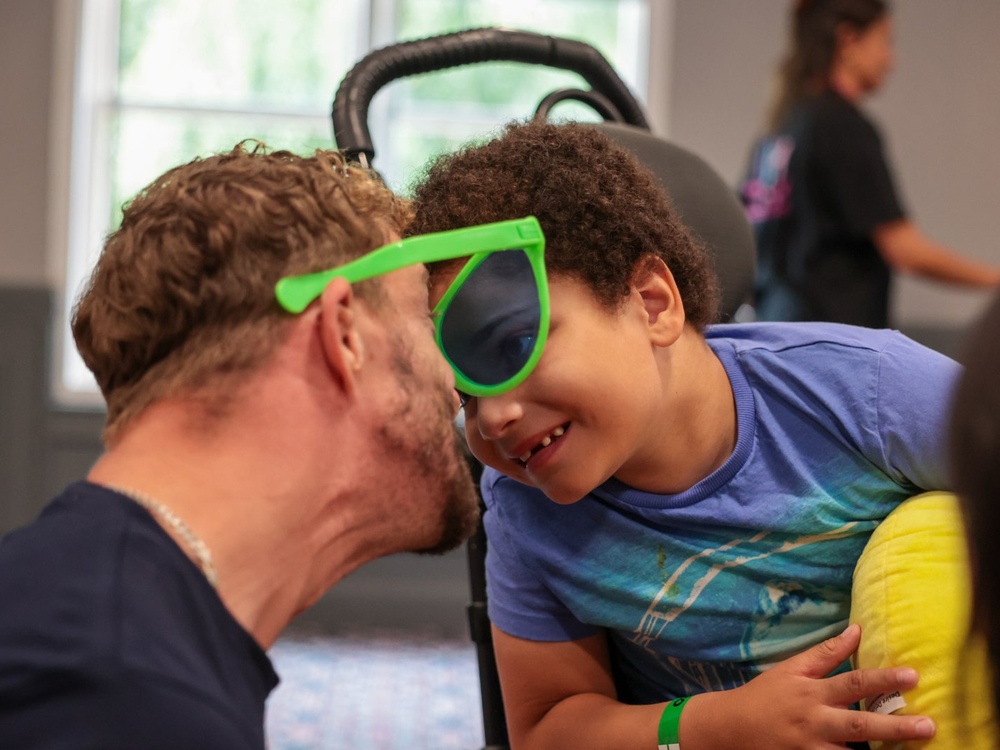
[540, 483, 590, 506]
[501, 471, 587, 505]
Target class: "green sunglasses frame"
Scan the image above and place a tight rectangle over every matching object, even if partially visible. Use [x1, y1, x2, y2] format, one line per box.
[274, 216, 549, 398]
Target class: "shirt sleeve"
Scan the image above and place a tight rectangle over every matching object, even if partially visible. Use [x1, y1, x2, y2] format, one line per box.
[872, 332, 961, 491]
[812, 105, 906, 237]
[482, 470, 600, 642]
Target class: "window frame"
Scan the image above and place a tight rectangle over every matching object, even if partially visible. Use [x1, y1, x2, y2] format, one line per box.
[47, 0, 667, 407]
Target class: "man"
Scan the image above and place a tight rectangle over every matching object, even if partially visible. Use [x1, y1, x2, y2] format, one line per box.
[0, 143, 479, 748]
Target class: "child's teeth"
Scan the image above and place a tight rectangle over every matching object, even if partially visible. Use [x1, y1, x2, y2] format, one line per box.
[519, 426, 567, 465]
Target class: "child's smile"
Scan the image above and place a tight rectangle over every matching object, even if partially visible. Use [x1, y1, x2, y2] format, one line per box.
[513, 423, 568, 468]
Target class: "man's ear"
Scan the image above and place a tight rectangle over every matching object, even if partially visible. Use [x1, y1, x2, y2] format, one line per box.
[317, 277, 365, 397]
[632, 256, 686, 347]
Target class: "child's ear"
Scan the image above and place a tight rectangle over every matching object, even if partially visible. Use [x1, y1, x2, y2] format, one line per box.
[317, 277, 365, 398]
[632, 256, 685, 346]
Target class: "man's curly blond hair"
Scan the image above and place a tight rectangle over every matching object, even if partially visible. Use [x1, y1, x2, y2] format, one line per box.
[73, 141, 413, 444]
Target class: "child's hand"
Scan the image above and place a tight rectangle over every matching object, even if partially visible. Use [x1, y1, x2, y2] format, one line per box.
[685, 624, 936, 749]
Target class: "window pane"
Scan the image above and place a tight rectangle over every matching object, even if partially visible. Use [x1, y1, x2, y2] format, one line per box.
[397, 0, 647, 95]
[109, 109, 332, 229]
[118, 0, 366, 111]
[368, 0, 650, 191]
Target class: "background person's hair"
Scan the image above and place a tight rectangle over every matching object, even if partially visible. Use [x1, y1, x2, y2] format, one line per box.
[766, 0, 889, 133]
[72, 141, 413, 445]
[949, 290, 1000, 721]
[408, 120, 720, 329]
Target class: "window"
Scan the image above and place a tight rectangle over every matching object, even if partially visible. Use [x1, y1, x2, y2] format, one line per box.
[55, 0, 651, 403]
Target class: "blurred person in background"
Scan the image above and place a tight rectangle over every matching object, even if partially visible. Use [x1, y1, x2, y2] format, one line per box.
[741, 0, 1000, 327]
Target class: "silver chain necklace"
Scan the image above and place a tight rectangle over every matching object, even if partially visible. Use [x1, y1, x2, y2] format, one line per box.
[110, 485, 218, 588]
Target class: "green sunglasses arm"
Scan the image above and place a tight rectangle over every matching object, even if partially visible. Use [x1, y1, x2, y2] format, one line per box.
[275, 242, 430, 313]
[275, 217, 543, 314]
[275, 271, 338, 314]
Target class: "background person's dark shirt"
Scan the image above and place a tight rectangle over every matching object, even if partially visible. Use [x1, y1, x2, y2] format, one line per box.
[0, 482, 278, 749]
[742, 89, 906, 328]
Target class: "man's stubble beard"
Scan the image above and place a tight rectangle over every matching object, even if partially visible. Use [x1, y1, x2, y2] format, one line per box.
[380, 339, 480, 555]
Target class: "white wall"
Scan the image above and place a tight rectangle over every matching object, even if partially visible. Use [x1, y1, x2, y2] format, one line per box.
[0, 0, 56, 286]
[666, 0, 1000, 329]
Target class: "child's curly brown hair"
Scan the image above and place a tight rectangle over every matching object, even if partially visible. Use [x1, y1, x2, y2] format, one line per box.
[407, 120, 720, 328]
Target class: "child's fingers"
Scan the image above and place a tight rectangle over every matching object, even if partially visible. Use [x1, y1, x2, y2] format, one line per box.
[778, 623, 862, 679]
[825, 663, 920, 706]
[821, 705, 936, 745]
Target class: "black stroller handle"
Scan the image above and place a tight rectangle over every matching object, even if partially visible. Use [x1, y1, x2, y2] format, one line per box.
[333, 27, 650, 166]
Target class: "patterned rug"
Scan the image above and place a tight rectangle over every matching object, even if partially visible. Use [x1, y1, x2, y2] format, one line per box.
[266, 633, 485, 750]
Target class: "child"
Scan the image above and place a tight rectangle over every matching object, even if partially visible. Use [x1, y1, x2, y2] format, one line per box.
[409, 120, 948, 748]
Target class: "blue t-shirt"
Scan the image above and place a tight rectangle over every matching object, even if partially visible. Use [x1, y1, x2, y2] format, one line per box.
[0, 482, 279, 749]
[482, 322, 958, 703]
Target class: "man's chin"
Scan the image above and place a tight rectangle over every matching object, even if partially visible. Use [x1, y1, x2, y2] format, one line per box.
[413, 464, 480, 556]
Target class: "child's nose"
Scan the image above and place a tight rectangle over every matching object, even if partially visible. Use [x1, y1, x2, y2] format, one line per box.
[473, 392, 524, 442]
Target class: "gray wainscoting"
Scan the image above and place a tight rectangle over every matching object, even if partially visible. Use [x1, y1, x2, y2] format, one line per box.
[0, 287, 107, 532]
[0, 287, 49, 531]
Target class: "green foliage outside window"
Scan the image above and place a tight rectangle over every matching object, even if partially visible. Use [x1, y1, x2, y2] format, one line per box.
[105, 0, 646, 243]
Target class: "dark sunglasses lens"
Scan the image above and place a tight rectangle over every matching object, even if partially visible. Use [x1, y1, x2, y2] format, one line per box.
[439, 250, 540, 388]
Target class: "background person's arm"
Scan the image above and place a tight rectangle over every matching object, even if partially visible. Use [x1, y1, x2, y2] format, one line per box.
[874, 219, 1000, 286]
[492, 624, 936, 749]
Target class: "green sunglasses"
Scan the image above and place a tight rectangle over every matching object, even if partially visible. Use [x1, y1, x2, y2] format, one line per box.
[275, 216, 549, 400]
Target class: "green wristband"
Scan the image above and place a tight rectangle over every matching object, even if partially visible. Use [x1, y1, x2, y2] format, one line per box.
[657, 696, 691, 750]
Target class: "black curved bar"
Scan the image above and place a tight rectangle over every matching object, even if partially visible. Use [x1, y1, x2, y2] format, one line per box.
[533, 88, 625, 123]
[333, 27, 649, 165]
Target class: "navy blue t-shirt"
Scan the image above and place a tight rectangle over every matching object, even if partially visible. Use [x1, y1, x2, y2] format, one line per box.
[0, 482, 279, 749]
[741, 90, 906, 328]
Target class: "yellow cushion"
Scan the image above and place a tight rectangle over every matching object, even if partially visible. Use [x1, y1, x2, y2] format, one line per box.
[850, 491, 999, 749]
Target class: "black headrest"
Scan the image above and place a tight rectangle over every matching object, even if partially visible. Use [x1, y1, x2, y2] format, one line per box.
[590, 121, 756, 321]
